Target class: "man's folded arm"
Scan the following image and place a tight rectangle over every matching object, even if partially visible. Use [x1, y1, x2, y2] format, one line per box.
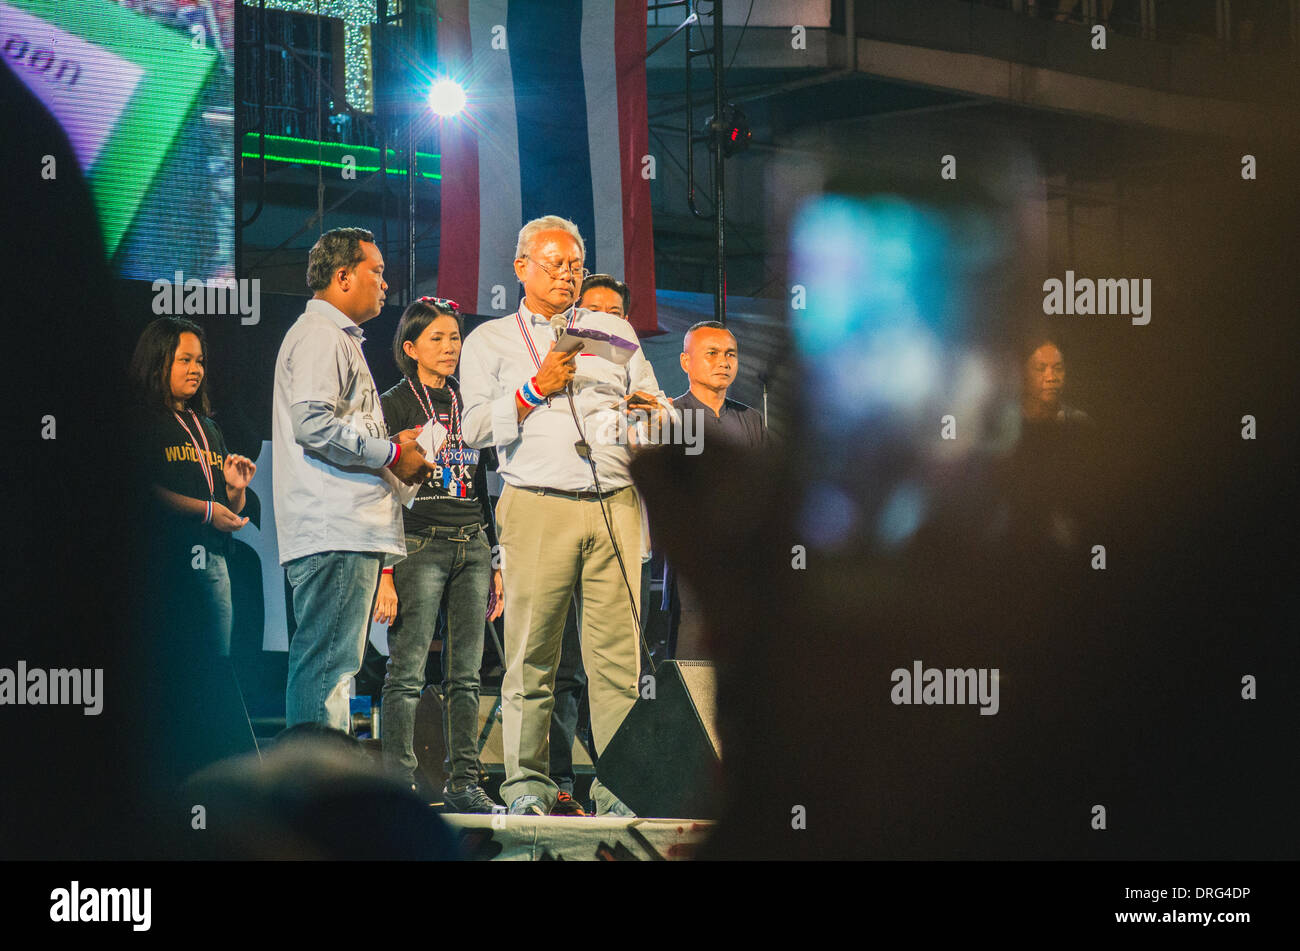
[290, 401, 395, 469]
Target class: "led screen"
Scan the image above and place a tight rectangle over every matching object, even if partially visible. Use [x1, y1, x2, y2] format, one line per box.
[0, 0, 234, 280]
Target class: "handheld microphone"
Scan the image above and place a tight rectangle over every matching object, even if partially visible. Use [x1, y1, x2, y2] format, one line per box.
[549, 313, 589, 455]
[551, 314, 577, 394]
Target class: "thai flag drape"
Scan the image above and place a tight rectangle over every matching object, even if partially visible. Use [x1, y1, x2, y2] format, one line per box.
[435, 0, 659, 337]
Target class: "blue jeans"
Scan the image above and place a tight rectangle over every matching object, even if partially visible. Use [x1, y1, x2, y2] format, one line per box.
[382, 526, 492, 788]
[174, 546, 233, 658]
[285, 550, 383, 731]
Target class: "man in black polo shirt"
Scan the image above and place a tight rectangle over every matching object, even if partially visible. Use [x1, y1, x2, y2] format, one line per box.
[668, 321, 765, 659]
[673, 321, 765, 451]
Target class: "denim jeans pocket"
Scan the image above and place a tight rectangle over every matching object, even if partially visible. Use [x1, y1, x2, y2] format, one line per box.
[285, 553, 320, 587]
[404, 532, 429, 556]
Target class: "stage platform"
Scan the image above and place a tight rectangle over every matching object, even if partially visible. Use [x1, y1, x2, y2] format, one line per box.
[443, 814, 713, 861]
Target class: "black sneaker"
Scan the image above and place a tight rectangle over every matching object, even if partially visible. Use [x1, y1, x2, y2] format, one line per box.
[442, 782, 499, 814]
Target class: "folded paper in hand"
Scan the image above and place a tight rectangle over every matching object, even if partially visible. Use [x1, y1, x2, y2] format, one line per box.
[417, 419, 449, 459]
[555, 327, 639, 366]
[403, 420, 449, 509]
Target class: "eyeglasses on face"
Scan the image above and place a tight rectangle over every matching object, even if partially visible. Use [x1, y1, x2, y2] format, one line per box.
[525, 255, 589, 282]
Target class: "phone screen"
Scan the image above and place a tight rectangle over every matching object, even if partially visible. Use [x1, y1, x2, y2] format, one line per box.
[786, 185, 1025, 552]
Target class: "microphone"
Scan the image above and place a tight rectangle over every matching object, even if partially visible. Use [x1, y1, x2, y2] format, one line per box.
[550, 314, 576, 400]
[550, 313, 587, 456]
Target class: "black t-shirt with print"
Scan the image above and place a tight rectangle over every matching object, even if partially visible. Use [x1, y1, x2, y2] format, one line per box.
[380, 377, 497, 543]
[133, 408, 233, 558]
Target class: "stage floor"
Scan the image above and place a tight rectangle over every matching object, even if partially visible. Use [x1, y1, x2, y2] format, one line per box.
[443, 814, 713, 861]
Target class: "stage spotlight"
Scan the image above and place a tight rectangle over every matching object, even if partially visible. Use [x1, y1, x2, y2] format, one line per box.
[428, 79, 466, 117]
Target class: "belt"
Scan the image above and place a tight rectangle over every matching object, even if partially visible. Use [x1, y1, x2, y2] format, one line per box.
[422, 522, 486, 539]
[513, 485, 623, 502]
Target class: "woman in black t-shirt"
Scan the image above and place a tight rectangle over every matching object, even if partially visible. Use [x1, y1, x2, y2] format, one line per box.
[129, 317, 257, 656]
[377, 298, 502, 811]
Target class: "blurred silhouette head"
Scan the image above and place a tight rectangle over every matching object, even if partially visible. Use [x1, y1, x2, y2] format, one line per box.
[181, 724, 456, 860]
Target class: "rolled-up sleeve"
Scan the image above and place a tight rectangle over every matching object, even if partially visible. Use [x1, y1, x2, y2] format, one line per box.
[460, 326, 523, 450]
[284, 333, 394, 469]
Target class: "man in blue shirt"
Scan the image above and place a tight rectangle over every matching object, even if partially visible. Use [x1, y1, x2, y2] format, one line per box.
[272, 228, 434, 731]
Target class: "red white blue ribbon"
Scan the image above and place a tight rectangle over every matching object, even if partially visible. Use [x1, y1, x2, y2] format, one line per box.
[514, 305, 577, 373]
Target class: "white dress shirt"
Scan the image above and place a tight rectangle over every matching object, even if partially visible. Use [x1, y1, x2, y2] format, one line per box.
[459, 300, 661, 492]
[272, 299, 405, 564]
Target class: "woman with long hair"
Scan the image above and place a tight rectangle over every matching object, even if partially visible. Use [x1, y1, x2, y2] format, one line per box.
[128, 316, 256, 657]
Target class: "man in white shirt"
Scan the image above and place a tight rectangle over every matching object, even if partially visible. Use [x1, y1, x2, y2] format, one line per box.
[459, 216, 668, 816]
[272, 227, 433, 731]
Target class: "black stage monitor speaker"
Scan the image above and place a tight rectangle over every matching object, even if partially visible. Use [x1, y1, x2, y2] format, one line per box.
[596, 661, 720, 819]
[410, 691, 593, 792]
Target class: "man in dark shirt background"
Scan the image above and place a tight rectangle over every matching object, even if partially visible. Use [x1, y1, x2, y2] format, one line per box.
[674, 321, 765, 452]
[666, 321, 765, 660]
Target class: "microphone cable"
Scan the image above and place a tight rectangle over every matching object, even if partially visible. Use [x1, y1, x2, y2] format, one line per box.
[552, 315, 656, 675]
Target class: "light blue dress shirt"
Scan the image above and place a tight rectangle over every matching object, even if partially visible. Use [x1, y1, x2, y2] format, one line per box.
[272, 299, 406, 564]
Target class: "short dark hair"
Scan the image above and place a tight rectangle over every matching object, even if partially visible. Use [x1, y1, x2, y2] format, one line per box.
[579, 273, 631, 315]
[684, 320, 735, 350]
[393, 299, 462, 380]
[306, 227, 375, 292]
[128, 316, 212, 416]
[1020, 334, 1065, 367]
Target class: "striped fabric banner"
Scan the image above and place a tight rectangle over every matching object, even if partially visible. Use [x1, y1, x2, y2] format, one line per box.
[436, 0, 658, 337]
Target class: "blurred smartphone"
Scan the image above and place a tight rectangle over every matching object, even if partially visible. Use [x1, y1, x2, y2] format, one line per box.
[786, 181, 1025, 550]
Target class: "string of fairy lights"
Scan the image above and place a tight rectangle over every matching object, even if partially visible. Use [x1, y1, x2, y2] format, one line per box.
[247, 0, 379, 111]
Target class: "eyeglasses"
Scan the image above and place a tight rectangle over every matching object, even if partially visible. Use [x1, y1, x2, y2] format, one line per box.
[418, 296, 460, 311]
[525, 256, 589, 282]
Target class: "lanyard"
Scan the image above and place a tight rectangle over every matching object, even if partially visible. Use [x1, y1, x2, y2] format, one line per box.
[173, 410, 215, 499]
[405, 375, 462, 440]
[404, 376, 470, 494]
[447, 385, 462, 441]
[514, 305, 577, 373]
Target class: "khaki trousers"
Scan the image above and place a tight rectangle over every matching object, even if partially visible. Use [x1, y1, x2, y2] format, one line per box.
[495, 484, 642, 813]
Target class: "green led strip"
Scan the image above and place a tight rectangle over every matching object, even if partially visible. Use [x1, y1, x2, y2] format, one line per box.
[241, 133, 441, 179]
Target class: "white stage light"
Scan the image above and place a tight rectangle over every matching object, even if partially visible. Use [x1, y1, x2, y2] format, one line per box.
[428, 79, 466, 117]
